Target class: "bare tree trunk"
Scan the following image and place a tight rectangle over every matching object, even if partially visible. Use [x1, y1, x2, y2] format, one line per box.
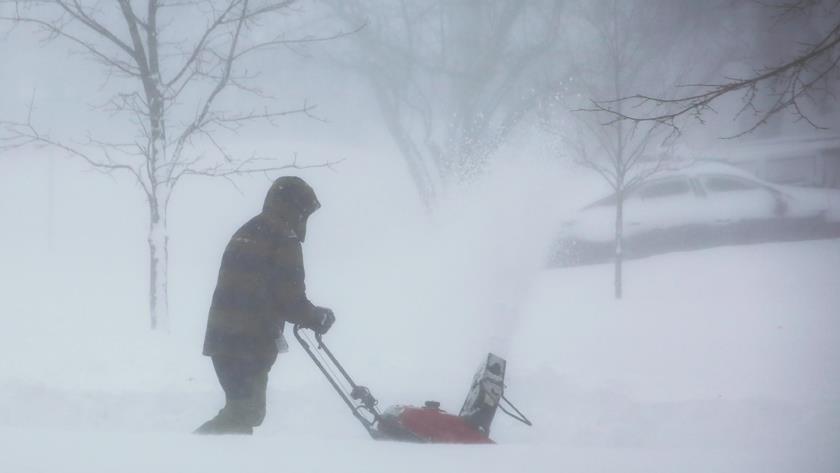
[612, 14, 625, 300]
[614, 188, 624, 299]
[146, 60, 168, 329]
[147, 197, 169, 330]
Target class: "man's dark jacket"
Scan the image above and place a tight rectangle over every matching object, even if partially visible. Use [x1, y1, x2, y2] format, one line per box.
[202, 203, 315, 359]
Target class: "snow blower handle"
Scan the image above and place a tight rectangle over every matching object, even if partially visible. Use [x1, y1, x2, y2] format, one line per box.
[293, 324, 382, 438]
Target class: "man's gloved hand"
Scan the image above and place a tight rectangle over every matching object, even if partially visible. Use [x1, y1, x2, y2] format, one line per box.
[308, 306, 335, 335]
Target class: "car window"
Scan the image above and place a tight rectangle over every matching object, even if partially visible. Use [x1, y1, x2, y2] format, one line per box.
[636, 178, 691, 199]
[702, 175, 762, 193]
[591, 194, 617, 207]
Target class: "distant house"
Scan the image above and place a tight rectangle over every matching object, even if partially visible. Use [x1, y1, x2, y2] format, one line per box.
[694, 134, 840, 189]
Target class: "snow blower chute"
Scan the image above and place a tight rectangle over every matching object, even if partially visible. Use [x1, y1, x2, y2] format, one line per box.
[293, 325, 532, 444]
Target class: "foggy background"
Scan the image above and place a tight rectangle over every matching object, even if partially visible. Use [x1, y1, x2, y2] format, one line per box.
[1, 1, 839, 472]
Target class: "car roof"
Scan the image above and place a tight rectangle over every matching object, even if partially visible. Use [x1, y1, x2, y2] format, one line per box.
[584, 160, 776, 208]
[648, 160, 771, 183]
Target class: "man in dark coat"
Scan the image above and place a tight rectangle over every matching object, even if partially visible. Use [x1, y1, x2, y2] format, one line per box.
[195, 176, 335, 435]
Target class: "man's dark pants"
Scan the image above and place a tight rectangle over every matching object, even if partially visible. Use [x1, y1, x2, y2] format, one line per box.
[195, 352, 277, 434]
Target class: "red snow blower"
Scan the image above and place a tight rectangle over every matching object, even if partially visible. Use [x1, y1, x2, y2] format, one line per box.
[293, 325, 532, 444]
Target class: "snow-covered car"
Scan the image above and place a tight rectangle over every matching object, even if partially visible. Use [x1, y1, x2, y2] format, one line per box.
[553, 161, 840, 265]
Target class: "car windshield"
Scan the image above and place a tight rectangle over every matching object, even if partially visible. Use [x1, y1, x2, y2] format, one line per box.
[701, 175, 762, 193]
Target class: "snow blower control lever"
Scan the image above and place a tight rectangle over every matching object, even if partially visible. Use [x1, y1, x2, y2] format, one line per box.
[293, 324, 532, 444]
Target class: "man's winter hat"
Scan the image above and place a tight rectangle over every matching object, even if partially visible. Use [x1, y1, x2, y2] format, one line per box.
[264, 176, 321, 217]
[263, 176, 321, 242]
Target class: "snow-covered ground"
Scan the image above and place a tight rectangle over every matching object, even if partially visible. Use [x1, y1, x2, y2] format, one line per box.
[2, 237, 839, 472]
[1, 143, 838, 472]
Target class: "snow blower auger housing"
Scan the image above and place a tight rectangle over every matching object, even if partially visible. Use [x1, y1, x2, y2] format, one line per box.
[293, 325, 532, 444]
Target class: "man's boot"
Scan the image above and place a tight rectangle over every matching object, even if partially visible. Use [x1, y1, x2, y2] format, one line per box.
[193, 406, 254, 435]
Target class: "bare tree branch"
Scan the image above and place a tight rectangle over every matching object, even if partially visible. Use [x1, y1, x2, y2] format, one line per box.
[56, 0, 137, 56]
[231, 22, 366, 61]
[591, 16, 840, 137]
[163, 0, 245, 89]
[178, 155, 345, 180]
[0, 12, 140, 76]
[1, 103, 154, 201]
